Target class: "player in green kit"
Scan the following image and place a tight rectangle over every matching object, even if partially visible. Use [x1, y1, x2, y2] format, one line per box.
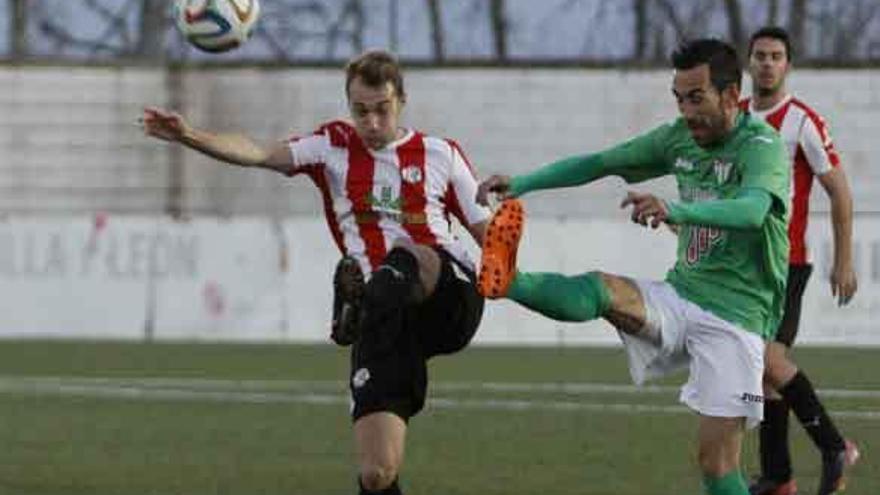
[476, 39, 789, 495]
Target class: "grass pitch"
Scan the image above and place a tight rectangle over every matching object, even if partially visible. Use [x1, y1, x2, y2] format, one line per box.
[0, 341, 876, 494]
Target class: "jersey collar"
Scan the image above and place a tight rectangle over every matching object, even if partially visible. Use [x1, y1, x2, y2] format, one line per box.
[749, 94, 792, 118]
[371, 128, 415, 152]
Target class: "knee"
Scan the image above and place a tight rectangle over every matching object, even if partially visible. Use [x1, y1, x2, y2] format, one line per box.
[389, 240, 430, 268]
[697, 450, 732, 478]
[385, 243, 436, 298]
[697, 441, 740, 478]
[359, 462, 399, 492]
[764, 353, 797, 389]
[762, 378, 781, 399]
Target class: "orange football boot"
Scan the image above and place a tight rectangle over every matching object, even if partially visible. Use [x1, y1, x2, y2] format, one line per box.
[478, 199, 525, 298]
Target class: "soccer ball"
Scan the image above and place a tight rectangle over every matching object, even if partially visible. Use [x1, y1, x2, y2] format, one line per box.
[174, 0, 260, 53]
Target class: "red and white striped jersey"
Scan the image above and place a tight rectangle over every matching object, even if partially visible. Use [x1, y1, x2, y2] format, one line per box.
[740, 95, 841, 264]
[282, 120, 490, 276]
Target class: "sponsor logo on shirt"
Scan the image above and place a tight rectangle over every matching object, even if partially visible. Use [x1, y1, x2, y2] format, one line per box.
[680, 186, 719, 203]
[674, 157, 695, 171]
[367, 186, 403, 212]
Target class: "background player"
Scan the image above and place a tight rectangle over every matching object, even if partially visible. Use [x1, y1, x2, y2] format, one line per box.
[743, 26, 859, 495]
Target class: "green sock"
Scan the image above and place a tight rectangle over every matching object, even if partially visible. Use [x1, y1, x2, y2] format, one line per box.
[506, 271, 610, 322]
[702, 470, 748, 495]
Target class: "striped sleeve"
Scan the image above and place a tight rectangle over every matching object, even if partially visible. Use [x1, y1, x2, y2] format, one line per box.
[799, 110, 841, 175]
[446, 140, 491, 226]
[285, 133, 328, 176]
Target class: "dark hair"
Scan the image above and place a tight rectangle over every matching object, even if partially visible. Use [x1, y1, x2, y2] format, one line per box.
[748, 26, 793, 61]
[671, 38, 742, 94]
[345, 50, 406, 100]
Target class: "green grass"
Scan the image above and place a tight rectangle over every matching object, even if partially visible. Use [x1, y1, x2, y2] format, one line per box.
[0, 341, 877, 494]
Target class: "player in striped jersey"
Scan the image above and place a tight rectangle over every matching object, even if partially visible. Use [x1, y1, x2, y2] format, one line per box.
[142, 50, 491, 495]
[743, 27, 859, 495]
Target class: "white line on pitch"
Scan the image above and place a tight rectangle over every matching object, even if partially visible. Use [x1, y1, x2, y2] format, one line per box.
[0, 377, 878, 420]
[1, 376, 878, 399]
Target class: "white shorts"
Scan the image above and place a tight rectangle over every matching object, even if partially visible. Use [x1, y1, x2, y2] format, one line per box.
[618, 280, 766, 428]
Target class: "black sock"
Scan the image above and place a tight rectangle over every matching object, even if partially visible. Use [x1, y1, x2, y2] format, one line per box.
[780, 370, 845, 453]
[359, 477, 402, 495]
[362, 247, 422, 352]
[759, 398, 792, 482]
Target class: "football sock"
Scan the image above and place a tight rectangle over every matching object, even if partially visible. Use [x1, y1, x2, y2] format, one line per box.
[359, 477, 402, 495]
[759, 398, 793, 482]
[702, 470, 749, 495]
[506, 271, 610, 322]
[780, 370, 845, 453]
[361, 247, 422, 353]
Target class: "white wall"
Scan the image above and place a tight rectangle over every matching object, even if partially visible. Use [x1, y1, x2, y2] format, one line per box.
[2, 65, 879, 217]
[2, 65, 878, 345]
[2, 214, 876, 346]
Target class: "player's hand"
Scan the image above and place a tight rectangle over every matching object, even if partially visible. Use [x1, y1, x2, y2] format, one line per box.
[476, 174, 513, 206]
[620, 191, 669, 229]
[140, 107, 188, 142]
[830, 262, 857, 306]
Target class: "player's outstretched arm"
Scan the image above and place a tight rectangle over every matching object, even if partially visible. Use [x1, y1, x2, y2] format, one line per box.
[140, 107, 293, 171]
[818, 167, 857, 305]
[476, 154, 610, 207]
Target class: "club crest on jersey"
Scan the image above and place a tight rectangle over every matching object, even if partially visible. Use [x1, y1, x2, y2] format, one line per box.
[713, 160, 733, 185]
[400, 165, 423, 184]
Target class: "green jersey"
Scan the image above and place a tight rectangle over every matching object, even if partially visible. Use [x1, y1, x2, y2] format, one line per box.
[596, 113, 790, 338]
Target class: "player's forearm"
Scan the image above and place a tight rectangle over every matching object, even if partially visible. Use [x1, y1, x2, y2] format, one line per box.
[467, 219, 488, 247]
[829, 187, 855, 269]
[666, 189, 772, 229]
[509, 154, 606, 197]
[180, 127, 271, 168]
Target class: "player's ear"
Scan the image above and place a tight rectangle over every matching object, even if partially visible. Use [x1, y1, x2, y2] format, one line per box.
[722, 84, 740, 108]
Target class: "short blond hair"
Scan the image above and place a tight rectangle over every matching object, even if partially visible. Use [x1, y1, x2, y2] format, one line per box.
[345, 50, 406, 100]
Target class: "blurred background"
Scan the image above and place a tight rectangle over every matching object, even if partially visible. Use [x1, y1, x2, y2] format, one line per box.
[1, 0, 879, 344]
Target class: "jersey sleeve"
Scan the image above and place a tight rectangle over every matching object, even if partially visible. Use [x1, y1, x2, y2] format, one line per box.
[446, 140, 491, 226]
[509, 123, 674, 197]
[285, 121, 358, 176]
[799, 112, 841, 176]
[666, 189, 772, 229]
[285, 133, 329, 176]
[740, 133, 791, 214]
[595, 122, 674, 183]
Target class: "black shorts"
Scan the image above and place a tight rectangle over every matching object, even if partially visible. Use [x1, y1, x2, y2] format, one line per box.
[775, 263, 813, 347]
[349, 248, 484, 422]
